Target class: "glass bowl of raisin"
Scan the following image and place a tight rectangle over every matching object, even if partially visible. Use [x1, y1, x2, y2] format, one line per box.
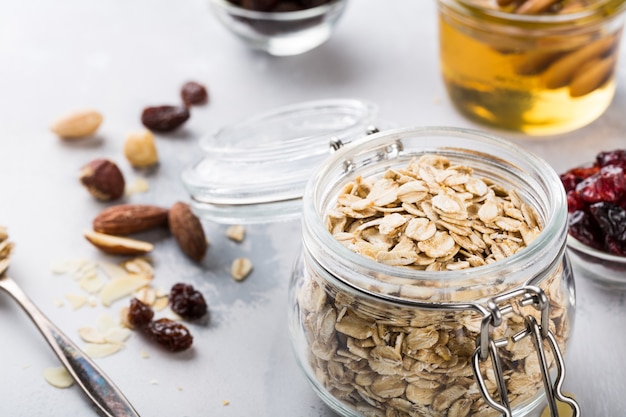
[561, 149, 626, 288]
[209, 0, 348, 56]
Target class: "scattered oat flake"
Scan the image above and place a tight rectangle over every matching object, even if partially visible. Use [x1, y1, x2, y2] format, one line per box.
[78, 327, 106, 344]
[65, 294, 87, 310]
[231, 257, 253, 281]
[100, 273, 151, 306]
[140, 350, 150, 359]
[223, 400, 230, 406]
[83, 343, 123, 358]
[177, 386, 183, 391]
[44, 367, 74, 388]
[53, 298, 65, 308]
[226, 225, 245, 242]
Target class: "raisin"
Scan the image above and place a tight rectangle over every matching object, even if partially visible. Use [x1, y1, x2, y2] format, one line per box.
[181, 82, 208, 107]
[127, 298, 154, 329]
[146, 318, 193, 352]
[568, 210, 603, 250]
[589, 202, 626, 242]
[170, 283, 208, 320]
[575, 165, 626, 204]
[141, 105, 190, 132]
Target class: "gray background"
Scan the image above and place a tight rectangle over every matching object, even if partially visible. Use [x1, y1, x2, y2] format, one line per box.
[0, 1, 624, 416]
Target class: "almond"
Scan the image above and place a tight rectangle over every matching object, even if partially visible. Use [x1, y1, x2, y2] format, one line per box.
[50, 109, 103, 139]
[168, 202, 208, 262]
[93, 204, 169, 235]
[84, 230, 153, 255]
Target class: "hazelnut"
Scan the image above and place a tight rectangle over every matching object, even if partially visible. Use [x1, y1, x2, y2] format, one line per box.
[79, 159, 125, 201]
[124, 130, 159, 168]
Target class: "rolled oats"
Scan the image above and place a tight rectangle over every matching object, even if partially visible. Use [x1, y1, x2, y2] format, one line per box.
[295, 155, 570, 417]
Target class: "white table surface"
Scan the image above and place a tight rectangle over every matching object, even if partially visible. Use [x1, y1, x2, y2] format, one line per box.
[1, 1, 625, 416]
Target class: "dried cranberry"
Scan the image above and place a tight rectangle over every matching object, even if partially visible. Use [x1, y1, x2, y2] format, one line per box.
[146, 318, 193, 352]
[169, 283, 208, 320]
[566, 190, 585, 213]
[575, 165, 626, 204]
[141, 105, 190, 132]
[606, 237, 626, 256]
[568, 210, 603, 250]
[181, 82, 208, 107]
[560, 173, 579, 193]
[596, 149, 626, 169]
[128, 298, 154, 329]
[589, 202, 626, 242]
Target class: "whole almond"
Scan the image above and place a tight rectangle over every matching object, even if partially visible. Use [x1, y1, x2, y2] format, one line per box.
[168, 202, 208, 262]
[93, 204, 169, 235]
[51, 109, 103, 139]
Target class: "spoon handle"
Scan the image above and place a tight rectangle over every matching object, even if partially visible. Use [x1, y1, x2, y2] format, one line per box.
[0, 275, 140, 417]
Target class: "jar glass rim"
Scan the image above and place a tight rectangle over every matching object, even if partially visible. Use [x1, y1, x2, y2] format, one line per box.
[210, 0, 346, 20]
[302, 126, 568, 303]
[438, 0, 626, 26]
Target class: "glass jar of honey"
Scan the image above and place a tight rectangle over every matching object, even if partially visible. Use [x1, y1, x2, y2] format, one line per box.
[437, 0, 626, 136]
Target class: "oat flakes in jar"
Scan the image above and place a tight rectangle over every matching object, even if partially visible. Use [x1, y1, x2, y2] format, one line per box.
[437, 0, 626, 136]
[288, 127, 580, 417]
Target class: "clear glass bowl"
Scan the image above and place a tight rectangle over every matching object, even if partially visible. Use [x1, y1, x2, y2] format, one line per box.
[567, 234, 626, 289]
[209, 0, 349, 56]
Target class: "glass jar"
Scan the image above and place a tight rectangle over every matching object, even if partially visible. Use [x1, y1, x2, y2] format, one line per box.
[437, 0, 626, 136]
[288, 127, 579, 416]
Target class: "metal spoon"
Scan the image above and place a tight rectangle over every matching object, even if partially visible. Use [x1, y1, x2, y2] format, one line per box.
[0, 238, 140, 417]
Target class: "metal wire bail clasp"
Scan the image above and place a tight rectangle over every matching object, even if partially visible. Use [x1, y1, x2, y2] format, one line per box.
[471, 285, 581, 417]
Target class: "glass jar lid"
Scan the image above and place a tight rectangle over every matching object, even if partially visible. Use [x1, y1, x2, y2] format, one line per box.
[181, 99, 379, 224]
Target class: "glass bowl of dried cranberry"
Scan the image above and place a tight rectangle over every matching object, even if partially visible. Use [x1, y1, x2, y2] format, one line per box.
[209, 0, 348, 56]
[561, 149, 626, 288]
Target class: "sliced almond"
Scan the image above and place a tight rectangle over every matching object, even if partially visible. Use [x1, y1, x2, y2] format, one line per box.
[231, 257, 253, 281]
[65, 294, 88, 310]
[84, 230, 153, 256]
[79, 274, 105, 294]
[98, 261, 129, 281]
[104, 327, 131, 344]
[226, 225, 245, 242]
[78, 327, 106, 344]
[153, 296, 169, 311]
[44, 367, 74, 388]
[83, 343, 123, 358]
[135, 286, 156, 306]
[100, 274, 151, 306]
[96, 313, 118, 334]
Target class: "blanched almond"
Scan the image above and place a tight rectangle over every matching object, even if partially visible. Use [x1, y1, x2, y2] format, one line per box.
[50, 109, 103, 139]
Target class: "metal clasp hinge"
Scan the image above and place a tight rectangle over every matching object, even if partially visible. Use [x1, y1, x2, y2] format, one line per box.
[471, 286, 581, 417]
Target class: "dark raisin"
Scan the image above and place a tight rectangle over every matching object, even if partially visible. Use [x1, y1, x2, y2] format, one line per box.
[127, 298, 154, 329]
[170, 283, 208, 320]
[141, 105, 190, 132]
[596, 149, 626, 169]
[181, 81, 208, 106]
[568, 210, 603, 250]
[146, 318, 193, 352]
[589, 202, 626, 242]
[575, 165, 626, 204]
